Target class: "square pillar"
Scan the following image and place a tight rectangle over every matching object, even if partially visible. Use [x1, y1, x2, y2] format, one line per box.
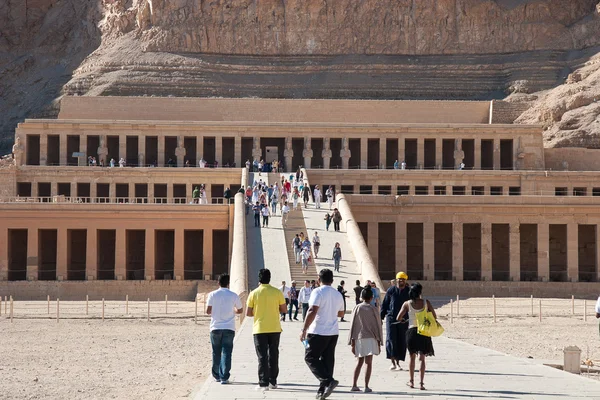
[493, 138, 501, 170]
[234, 136, 242, 168]
[174, 229, 184, 280]
[31, 180, 38, 198]
[215, 137, 223, 166]
[481, 222, 492, 281]
[129, 182, 135, 203]
[509, 223, 520, 281]
[452, 223, 463, 281]
[379, 138, 386, 169]
[56, 228, 68, 281]
[567, 223, 578, 282]
[147, 183, 154, 204]
[167, 184, 174, 203]
[59, 135, 67, 166]
[203, 229, 213, 279]
[360, 137, 368, 169]
[138, 136, 145, 166]
[396, 221, 407, 271]
[27, 228, 38, 281]
[86, 228, 97, 280]
[51, 182, 57, 197]
[90, 183, 97, 202]
[0, 228, 8, 280]
[115, 229, 126, 280]
[398, 139, 405, 165]
[40, 134, 48, 166]
[157, 136, 165, 167]
[435, 139, 442, 169]
[596, 224, 600, 282]
[80, 135, 88, 162]
[417, 138, 424, 169]
[474, 139, 482, 170]
[145, 229, 155, 280]
[118, 136, 126, 163]
[367, 222, 378, 269]
[196, 136, 204, 166]
[423, 222, 434, 281]
[71, 182, 77, 200]
[109, 182, 116, 203]
[538, 223, 550, 281]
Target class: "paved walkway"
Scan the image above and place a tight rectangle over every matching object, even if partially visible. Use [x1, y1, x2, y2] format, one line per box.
[192, 316, 600, 399]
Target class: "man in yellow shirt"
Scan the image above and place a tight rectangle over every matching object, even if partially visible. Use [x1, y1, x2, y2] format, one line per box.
[246, 268, 287, 391]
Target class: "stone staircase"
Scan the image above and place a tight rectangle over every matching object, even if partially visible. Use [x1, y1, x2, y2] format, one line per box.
[283, 207, 318, 283]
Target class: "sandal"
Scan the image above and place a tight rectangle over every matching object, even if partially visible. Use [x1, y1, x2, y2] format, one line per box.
[350, 386, 360, 392]
[406, 380, 414, 389]
[420, 382, 426, 391]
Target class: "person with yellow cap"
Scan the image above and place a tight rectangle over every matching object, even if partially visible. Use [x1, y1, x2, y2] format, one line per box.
[380, 272, 410, 371]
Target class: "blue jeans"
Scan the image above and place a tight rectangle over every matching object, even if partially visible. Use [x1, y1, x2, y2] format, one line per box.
[210, 329, 235, 381]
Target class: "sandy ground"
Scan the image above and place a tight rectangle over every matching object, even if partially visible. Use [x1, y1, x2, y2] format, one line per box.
[0, 316, 211, 400]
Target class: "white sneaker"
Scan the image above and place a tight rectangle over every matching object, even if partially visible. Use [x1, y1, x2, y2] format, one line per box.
[269, 383, 278, 389]
[255, 385, 269, 392]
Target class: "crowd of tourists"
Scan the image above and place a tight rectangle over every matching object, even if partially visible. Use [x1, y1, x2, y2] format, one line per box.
[207, 269, 439, 398]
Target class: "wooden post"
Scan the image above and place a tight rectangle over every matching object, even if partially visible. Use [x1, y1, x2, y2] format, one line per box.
[195, 297, 198, 324]
[86, 295, 89, 315]
[584, 299, 587, 322]
[539, 299, 542, 322]
[102, 298, 105, 321]
[530, 295, 533, 317]
[48, 295, 50, 314]
[10, 296, 13, 323]
[147, 298, 150, 322]
[126, 295, 129, 315]
[571, 295, 575, 315]
[57, 298, 60, 323]
[456, 295, 460, 315]
[493, 295, 496, 323]
[450, 299, 454, 324]
[165, 294, 168, 314]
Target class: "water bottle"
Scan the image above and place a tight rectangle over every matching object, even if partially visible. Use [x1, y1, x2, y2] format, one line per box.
[302, 339, 310, 349]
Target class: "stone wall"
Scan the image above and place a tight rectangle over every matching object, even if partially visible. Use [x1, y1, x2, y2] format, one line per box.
[545, 148, 600, 171]
[491, 100, 531, 124]
[0, 280, 217, 301]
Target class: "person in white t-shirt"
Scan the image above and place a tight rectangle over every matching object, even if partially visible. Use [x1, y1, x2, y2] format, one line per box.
[279, 281, 291, 321]
[206, 274, 243, 384]
[281, 202, 290, 227]
[595, 295, 600, 320]
[300, 268, 345, 399]
[313, 185, 322, 209]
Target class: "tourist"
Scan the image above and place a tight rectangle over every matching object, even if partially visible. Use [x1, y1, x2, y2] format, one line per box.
[199, 158, 206, 168]
[326, 186, 334, 210]
[298, 280, 313, 321]
[353, 280, 363, 306]
[192, 186, 200, 204]
[337, 280, 349, 322]
[292, 188, 300, 210]
[300, 268, 345, 399]
[301, 245, 311, 274]
[200, 185, 208, 205]
[252, 201, 261, 227]
[312, 232, 321, 258]
[110, 158, 115, 168]
[279, 281, 290, 321]
[246, 269, 287, 391]
[348, 286, 383, 393]
[401, 160, 406, 170]
[270, 187, 278, 215]
[267, 185, 274, 207]
[393, 159, 399, 169]
[303, 184, 310, 208]
[92, 157, 97, 166]
[313, 185, 322, 209]
[88, 156, 93, 166]
[332, 242, 342, 272]
[206, 274, 243, 384]
[324, 213, 332, 231]
[224, 187, 232, 204]
[185, 159, 190, 167]
[311, 280, 317, 290]
[214, 160, 219, 168]
[332, 208, 342, 232]
[396, 283, 436, 390]
[380, 272, 410, 371]
[245, 159, 250, 169]
[459, 162, 465, 170]
[261, 203, 270, 227]
[296, 167, 302, 182]
[253, 159, 259, 172]
[167, 158, 174, 167]
[281, 202, 290, 227]
[119, 157, 125, 167]
[288, 281, 300, 321]
[369, 281, 380, 308]
[258, 159, 264, 175]
[292, 234, 302, 264]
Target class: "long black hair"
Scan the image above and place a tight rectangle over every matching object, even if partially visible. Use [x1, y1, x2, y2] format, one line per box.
[408, 282, 423, 301]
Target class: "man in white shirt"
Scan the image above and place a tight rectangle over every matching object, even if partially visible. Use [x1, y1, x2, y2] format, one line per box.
[206, 274, 243, 384]
[300, 269, 344, 399]
[595, 295, 600, 319]
[281, 202, 290, 227]
[298, 280, 313, 321]
[279, 281, 291, 321]
[313, 185, 322, 209]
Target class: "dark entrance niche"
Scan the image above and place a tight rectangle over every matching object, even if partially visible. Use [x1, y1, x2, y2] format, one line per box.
[222, 137, 235, 167]
[378, 186, 392, 195]
[173, 184, 187, 204]
[97, 183, 109, 203]
[397, 186, 409, 195]
[213, 230, 230, 278]
[135, 184, 148, 203]
[39, 229, 57, 281]
[358, 222, 368, 247]
[87, 136, 100, 162]
[424, 139, 436, 169]
[204, 137, 216, 166]
[378, 222, 396, 280]
[126, 230, 145, 280]
[492, 224, 510, 281]
[386, 138, 398, 169]
[67, 229, 86, 280]
[26, 135, 40, 166]
[405, 139, 417, 169]
[330, 138, 342, 169]
[67, 135, 80, 166]
[260, 138, 285, 168]
[165, 136, 177, 166]
[17, 182, 31, 197]
[8, 229, 27, 281]
[97, 230, 116, 280]
[38, 182, 51, 201]
[116, 183, 129, 203]
[311, 138, 324, 168]
[154, 183, 167, 204]
[500, 139, 513, 170]
[126, 136, 138, 166]
[241, 138, 253, 167]
[185, 230, 204, 280]
[107, 136, 119, 164]
[184, 137, 197, 166]
[58, 183, 71, 197]
[77, 183, 90, 202]
[481, 139, 493, 170]
[549, 224, 567, 282]
[578, 225, 597, 282]
[47, 135, 59, 166]
[463, 223, 481, 281]
[442, 139, 454, 169]
[341, 185, 354, 194]
[155, 230, 175, 280]
[145, 136, 158, 166]
[407, 223, 424, 280]
[359, 185, 373, 194]
[520, 224, 538, 281]
[349, 139, 361, 169]
[462, 139, 475, 169]
[434, 223, 452, 280]
[211, 184, 224, 204]
[292, 138, 304, 170]
[367, 138, 379, 169]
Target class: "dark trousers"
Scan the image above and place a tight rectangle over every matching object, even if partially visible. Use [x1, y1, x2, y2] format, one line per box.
[305, 334, 338, 389]
[288, 299, 299, 320]
[385, 316, 408, 361]
[262, 215, 269, 226]
[302, 303, 309, 321]
[210, 329, 235, 381]
[253, 333, 281, 387]
[333, 221, 340, 231]
[254, 213, 260, 226]
[281, 298, 289, 320]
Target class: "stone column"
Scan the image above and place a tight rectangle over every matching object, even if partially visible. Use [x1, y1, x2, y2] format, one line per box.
[109, 182, 116, 203]
[196, 136, 204, 166]
[145, 229, 155, 280]
[493, 139, 501, 170]
[538, 223, 550, 281]
[98, 135, 108, 166]
[174, 229, 184, 280]
[424, 222, 435, 280]
[175, 136, 186, 167]
[341, 138, 351, 169]
[59, 134, 68, 166]
[398, 139, 405, 165]
[90, 182, 97, 203]
[303, 138, 313, 169]
[31, 180, 38, 198]
[79, 135, 87, 166]
[454, 139, 464, 169]
[567, 223, 578, 282]
[39, 134, 48, 166]
[86, 228, 97, 280]
[56, 228, 68, 281]
[147, 184, 154, 204]
[509, 223, 520, 281]
[51, 182, 57, 197]
[481, 222, 492, 281]
[234, 136, 242, 168]
[284, 137, 293, 172]
[27, 228, 38, 281]
[157, 136, 165, 167]
[115, 229, 126, 280]
[417, 137, 424, 169]
[452, 223, 463, 281]
[396, 221, 407, 271]
[215, 137, 223, 167]
[70, 182, 77, 200]
[596, 224, 600, 282]
[322, 138, 332, 169]
[474, 138, 481, 170]
[118, 136, 126, 164]
[367, 222, 379, 269]
[252, 137, 262, 164]
[204, 229, 213, 279]
[435, 139, 443, 169]
[0, 228, 8, 280]
[379, 138, 386, 169]
[167, 183, 174, 204]
[360, 137, 368, 169]
[128, 182, 135, 203]
[138, 136, 145, 167]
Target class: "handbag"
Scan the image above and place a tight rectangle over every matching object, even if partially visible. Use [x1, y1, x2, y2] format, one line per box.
[415, 306, 444, 337]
